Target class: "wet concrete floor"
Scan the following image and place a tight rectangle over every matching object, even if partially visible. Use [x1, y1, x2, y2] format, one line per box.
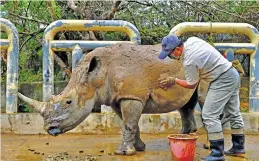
[1, 133, 259, 161]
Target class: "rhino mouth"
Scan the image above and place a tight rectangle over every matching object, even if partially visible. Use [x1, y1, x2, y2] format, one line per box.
[48, 126, 61, 136]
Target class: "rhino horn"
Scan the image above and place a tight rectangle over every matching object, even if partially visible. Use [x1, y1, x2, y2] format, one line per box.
[17, 93, 46, 113]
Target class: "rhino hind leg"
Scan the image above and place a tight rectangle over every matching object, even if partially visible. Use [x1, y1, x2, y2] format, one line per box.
[114, 100, 144, 155]
[178, 89, 198, 134]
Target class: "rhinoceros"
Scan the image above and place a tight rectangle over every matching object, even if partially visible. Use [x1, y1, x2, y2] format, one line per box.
[18, 43, 202, 155]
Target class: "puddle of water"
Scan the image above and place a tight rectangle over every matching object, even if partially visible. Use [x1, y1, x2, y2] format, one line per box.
[11, 148, 44, 161]
[16, 154, 42, 161]
[95, 142, 117, 155]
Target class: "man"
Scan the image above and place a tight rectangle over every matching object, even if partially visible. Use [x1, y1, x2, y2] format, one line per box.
[158, 35, 245, 161]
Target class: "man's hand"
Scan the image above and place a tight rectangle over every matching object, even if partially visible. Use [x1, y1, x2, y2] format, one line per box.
[159, 77, 176, 90]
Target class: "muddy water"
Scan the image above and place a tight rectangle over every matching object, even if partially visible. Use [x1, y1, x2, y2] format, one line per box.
[1, 134, 259, 161]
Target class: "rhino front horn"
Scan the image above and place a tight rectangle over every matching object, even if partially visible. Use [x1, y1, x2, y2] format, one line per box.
[17, 92, 46, 113]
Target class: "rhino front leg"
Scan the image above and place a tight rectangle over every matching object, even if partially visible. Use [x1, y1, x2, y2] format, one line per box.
[112, 106, 146, 152]
[134, 126, 146, 151]
[114, 100, 144, 155]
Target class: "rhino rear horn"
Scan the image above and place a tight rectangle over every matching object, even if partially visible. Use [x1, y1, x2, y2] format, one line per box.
[17, 92, 46, 113]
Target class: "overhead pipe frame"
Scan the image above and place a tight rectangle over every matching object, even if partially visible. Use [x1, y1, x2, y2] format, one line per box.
[170, 22, 259, 112]
[0, 18, 19, 113]
[43, 20, 141, 101]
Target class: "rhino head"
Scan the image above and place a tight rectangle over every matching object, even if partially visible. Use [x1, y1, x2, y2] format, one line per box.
[18, 56, 105, 136]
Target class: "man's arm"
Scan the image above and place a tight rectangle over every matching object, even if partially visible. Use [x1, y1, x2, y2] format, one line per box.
[175, 78, 198, 89]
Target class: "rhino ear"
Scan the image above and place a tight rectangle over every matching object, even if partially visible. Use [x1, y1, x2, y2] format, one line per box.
[87, 56, 101, 73]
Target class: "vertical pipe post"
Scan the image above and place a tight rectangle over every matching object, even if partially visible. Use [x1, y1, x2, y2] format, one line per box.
[250, 34, 259, 112]
[0, 18, 19, 113]
[72, 45, 83, 71]
[43, 39, 54, 101]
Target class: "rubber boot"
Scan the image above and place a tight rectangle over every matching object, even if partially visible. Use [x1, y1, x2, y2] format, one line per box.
[202, 139, 225, 161]
[225, 134, 245, 157]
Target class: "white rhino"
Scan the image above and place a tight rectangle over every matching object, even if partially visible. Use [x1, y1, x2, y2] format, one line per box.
[19, 43, 202, 155]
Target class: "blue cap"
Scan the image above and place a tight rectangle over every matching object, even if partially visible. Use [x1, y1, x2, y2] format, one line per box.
[159, 34, 181, 59]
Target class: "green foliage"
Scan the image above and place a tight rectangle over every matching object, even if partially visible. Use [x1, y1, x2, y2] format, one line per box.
[115, 3, 171, 45]
[18, 104, 34, 113]
[18, 49, 42, 82]
[19, 70, 42, 82]
[0, 33, 8, 39]
[1, 0, 258, 84]
[103, 31, 129, 41]
[50, 0, 62, 19]
[0, 74, 6, 83]
[54, 71, 65, 81]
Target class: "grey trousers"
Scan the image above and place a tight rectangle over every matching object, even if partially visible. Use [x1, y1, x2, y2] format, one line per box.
[202, 67, 244, 140]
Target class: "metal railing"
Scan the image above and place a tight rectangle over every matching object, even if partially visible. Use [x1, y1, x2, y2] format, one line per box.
[170, 22, 259, 112]
[43, 20, 141, 101]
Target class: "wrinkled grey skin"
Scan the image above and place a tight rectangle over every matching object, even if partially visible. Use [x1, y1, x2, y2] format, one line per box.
[18, 43, 204, 156]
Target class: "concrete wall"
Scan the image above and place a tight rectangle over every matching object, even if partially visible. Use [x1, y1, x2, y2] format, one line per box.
[1, 111, 259, 135]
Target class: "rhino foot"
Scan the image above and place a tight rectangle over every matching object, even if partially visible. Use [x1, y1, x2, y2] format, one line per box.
[134, 139, 146, 151]
[114, 144, 136, 155]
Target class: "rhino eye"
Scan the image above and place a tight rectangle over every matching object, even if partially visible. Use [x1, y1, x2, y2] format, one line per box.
[66, 100, 72, 104]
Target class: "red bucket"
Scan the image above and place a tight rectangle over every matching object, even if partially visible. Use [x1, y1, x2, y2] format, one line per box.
[168, 134, 198, 161]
